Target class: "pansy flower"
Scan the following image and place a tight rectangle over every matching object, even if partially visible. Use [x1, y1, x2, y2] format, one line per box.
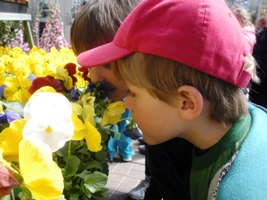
[84, 117, 102, 152]
[28, 75, 64, 95]
[19, 140, 64, 200]
[3, 76, 31, 104]
[78, 66, 90, 81]
[0, 119, 26, 162]
[23, 92, 74, 152]
[64, 63, 77, 86]
[101, 102, 125, 127]
[0, 110, 21, 124]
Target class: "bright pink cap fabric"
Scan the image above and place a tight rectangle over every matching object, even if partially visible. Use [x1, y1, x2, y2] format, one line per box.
[78, 0, 251, 88]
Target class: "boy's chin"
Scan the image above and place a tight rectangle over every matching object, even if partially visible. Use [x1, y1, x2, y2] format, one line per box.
[108, 91, 127, 102]
[143, 135, 161, 145]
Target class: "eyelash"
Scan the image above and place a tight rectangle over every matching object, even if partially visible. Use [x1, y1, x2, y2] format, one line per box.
[127, 89, 135, 97]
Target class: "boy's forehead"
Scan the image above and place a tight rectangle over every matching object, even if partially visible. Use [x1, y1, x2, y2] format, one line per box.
[78, 0, 251, 88]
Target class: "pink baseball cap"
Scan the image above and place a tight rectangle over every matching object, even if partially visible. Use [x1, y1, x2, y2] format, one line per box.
[77, 0, 251, 88]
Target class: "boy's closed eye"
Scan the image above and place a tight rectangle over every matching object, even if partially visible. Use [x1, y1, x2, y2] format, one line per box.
[126, 89, 135, 97]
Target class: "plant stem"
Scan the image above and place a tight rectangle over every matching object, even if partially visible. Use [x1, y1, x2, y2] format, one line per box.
[68, 141, 71, 158]
[11, 163, 20, 174]
[10, 189, 15, 200]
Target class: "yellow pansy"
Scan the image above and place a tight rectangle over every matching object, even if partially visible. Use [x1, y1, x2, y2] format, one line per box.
[71, 112, 86, 140]
[0, 119, 26, 162]
[55, 66, 73, 90]
[0, 148, 16, 172]
[27, 47, 47, 77]
[0, 65, 5, 85]
[101, 101, 125, 127]
[72, 102, 83, 116]
[32, 86, 57, 95]
[19, 140, 63, 200]
[84, 117, 102, 152]
[4, 76, 31, 104]
[80, 93, 95, 126]
[75, 75, 88, 89]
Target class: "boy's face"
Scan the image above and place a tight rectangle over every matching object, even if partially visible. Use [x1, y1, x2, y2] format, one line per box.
[125, 82, 184, 145]
[88, 65, 128, 102]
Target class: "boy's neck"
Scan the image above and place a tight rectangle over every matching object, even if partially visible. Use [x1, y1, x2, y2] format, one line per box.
[183, 120, 232, 150]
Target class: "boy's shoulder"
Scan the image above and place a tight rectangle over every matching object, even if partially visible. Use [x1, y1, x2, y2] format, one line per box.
[216, 103, 267, 199]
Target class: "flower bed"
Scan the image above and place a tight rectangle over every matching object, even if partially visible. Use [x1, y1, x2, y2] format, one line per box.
[0, 46, 126, 199]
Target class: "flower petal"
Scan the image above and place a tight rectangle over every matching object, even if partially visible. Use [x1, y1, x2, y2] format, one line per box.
[84, 118, 102, 152]
[22, 92, 74, 152]
[19, 140, 63, 200]
[0, 119, 26, 162]
[101, 101, 125, 127]
[71, 113, 85, 140]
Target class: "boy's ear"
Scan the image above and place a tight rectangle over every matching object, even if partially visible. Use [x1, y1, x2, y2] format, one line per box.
[176, 85, 203, 121]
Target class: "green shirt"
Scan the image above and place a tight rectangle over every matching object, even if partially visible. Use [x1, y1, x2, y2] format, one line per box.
[190, 114, 251, 200]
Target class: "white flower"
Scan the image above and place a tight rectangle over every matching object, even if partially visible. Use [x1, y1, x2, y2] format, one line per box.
[22, 92, 74, 152]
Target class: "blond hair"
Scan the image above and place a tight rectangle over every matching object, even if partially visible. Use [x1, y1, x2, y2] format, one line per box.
[113, 53, 258, 124]
[232, 6, 254, 27]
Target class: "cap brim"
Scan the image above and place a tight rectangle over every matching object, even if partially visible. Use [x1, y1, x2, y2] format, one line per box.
[77, 42, 134, 69]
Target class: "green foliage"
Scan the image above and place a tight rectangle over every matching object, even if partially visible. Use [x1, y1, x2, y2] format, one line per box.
[19, 186, 33, 200]
[54, 140, 109, 199]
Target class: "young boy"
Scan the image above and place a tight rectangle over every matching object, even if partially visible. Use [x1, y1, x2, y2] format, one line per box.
[78, 0, 267, 199]
[72, 0, 193, 199]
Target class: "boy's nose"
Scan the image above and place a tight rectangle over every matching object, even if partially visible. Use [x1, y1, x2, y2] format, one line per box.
[88, 68, 103, 83]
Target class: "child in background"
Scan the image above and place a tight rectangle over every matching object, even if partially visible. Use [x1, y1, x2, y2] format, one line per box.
[78, 0, 267, 199]
[255, 16, 267, 34]
[70, 0, 141, 162]
[232, 6, 256, 53]
[232, 6, 258, 98]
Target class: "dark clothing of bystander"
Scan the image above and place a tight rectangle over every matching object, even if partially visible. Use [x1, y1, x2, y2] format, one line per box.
[250, 27, 267, 108]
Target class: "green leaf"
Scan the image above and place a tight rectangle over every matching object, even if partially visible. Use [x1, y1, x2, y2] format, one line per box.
[19, 186, 33, 200]
[69, 193, 80, 200]
[64, 179, 72, 191]
[84, 171, 108, 194]
[64, 156, 81, 177]
[55, 143, 69, 158]
[95, 149, 108, 163]
[1, 100, 24, 116]
[70, 141, 84, 154]
[85, 160, 103, 171]
[91, 188, 109, 199]
[77, 170, 91, 179]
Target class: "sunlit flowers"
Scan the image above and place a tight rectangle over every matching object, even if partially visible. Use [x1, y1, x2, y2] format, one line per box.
[23, 92, 74, 152]
[0, 46, 121, 199]
[4, 76, 31, 104]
